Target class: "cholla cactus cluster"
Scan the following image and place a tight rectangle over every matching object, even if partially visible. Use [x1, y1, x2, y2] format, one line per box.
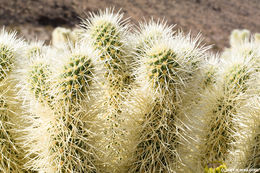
[0, 8, 259, 173]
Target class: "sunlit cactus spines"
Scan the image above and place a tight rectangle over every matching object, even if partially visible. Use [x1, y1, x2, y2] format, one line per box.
[80, 9, 133, 172]
[128, 31, 207, 172]
[0, 28, 28, 172]
[23, 44, 99, 172]
[190, 51, 259, 172]
[43, 44, 99, 172]
[0, 95, 24, 173]
[226, 96, 260, 171]
[0, 8, 259, 173]
[133, 19, 174, 56]
[28, 61, 52, 104]
[19, 47, 54, 107]
[176, 54, 220, 172]
[0, 28, 24, 82]
[81, 8, 132, 90]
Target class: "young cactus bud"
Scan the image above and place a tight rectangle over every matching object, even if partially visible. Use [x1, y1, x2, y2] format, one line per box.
[80, 9, 132, 172]
[230, 29, 250, 47]
[128, 31, 207, 172]
[189, 50, 259, 172]
[204, 162, 227, 173]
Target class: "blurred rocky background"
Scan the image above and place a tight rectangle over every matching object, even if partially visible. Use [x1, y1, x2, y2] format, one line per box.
[0, 0, 259, 51]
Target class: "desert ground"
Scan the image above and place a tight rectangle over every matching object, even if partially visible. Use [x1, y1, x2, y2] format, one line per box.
[0, 0, 259, 51]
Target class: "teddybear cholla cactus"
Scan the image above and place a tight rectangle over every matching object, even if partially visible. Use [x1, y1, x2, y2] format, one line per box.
[0, 28, 29, 172]
[183, 34, 259, 172]
[127, 28, 207, 172]
[22, 44, 99, 172]
[80, 9, 133, 172]
[223, 33, 260, 171]
[176, 53, 220, 172]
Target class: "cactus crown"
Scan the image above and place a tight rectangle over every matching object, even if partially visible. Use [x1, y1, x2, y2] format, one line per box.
[81, 8, 131, 94]
[82, 8, 127, 53]
[135, 20, 174, 54]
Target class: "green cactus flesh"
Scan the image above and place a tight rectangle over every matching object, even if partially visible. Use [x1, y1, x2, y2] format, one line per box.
[203, 67, 217, 88]
[58, 54, 94, 103]
[90, 21, 129, 90]
[28, 63, 52, 104]
[147, 48, 179, 89]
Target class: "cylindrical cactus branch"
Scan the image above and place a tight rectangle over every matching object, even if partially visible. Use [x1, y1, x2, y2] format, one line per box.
[189, 48, 259, 172]
[224, 39, 260, 170]
[80, 9, 133, 172]
[20, 47, 56, 171]
[0, 28, 28, 172]
[22, 44, 99, 172]
[226, 96, 260, 171]
[127, 31, 207, 172]
[48, 44, 98, 172]
[177, 54, 220, 172]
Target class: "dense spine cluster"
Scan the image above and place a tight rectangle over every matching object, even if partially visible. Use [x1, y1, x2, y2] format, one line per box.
[47, 45, 98, 172]
[80, 9, 133, 172]
[0, 29, 27, 172]
[127, 27, 207, 172]
[0, 9, 259, 173]
[22, 45, 99, 172]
